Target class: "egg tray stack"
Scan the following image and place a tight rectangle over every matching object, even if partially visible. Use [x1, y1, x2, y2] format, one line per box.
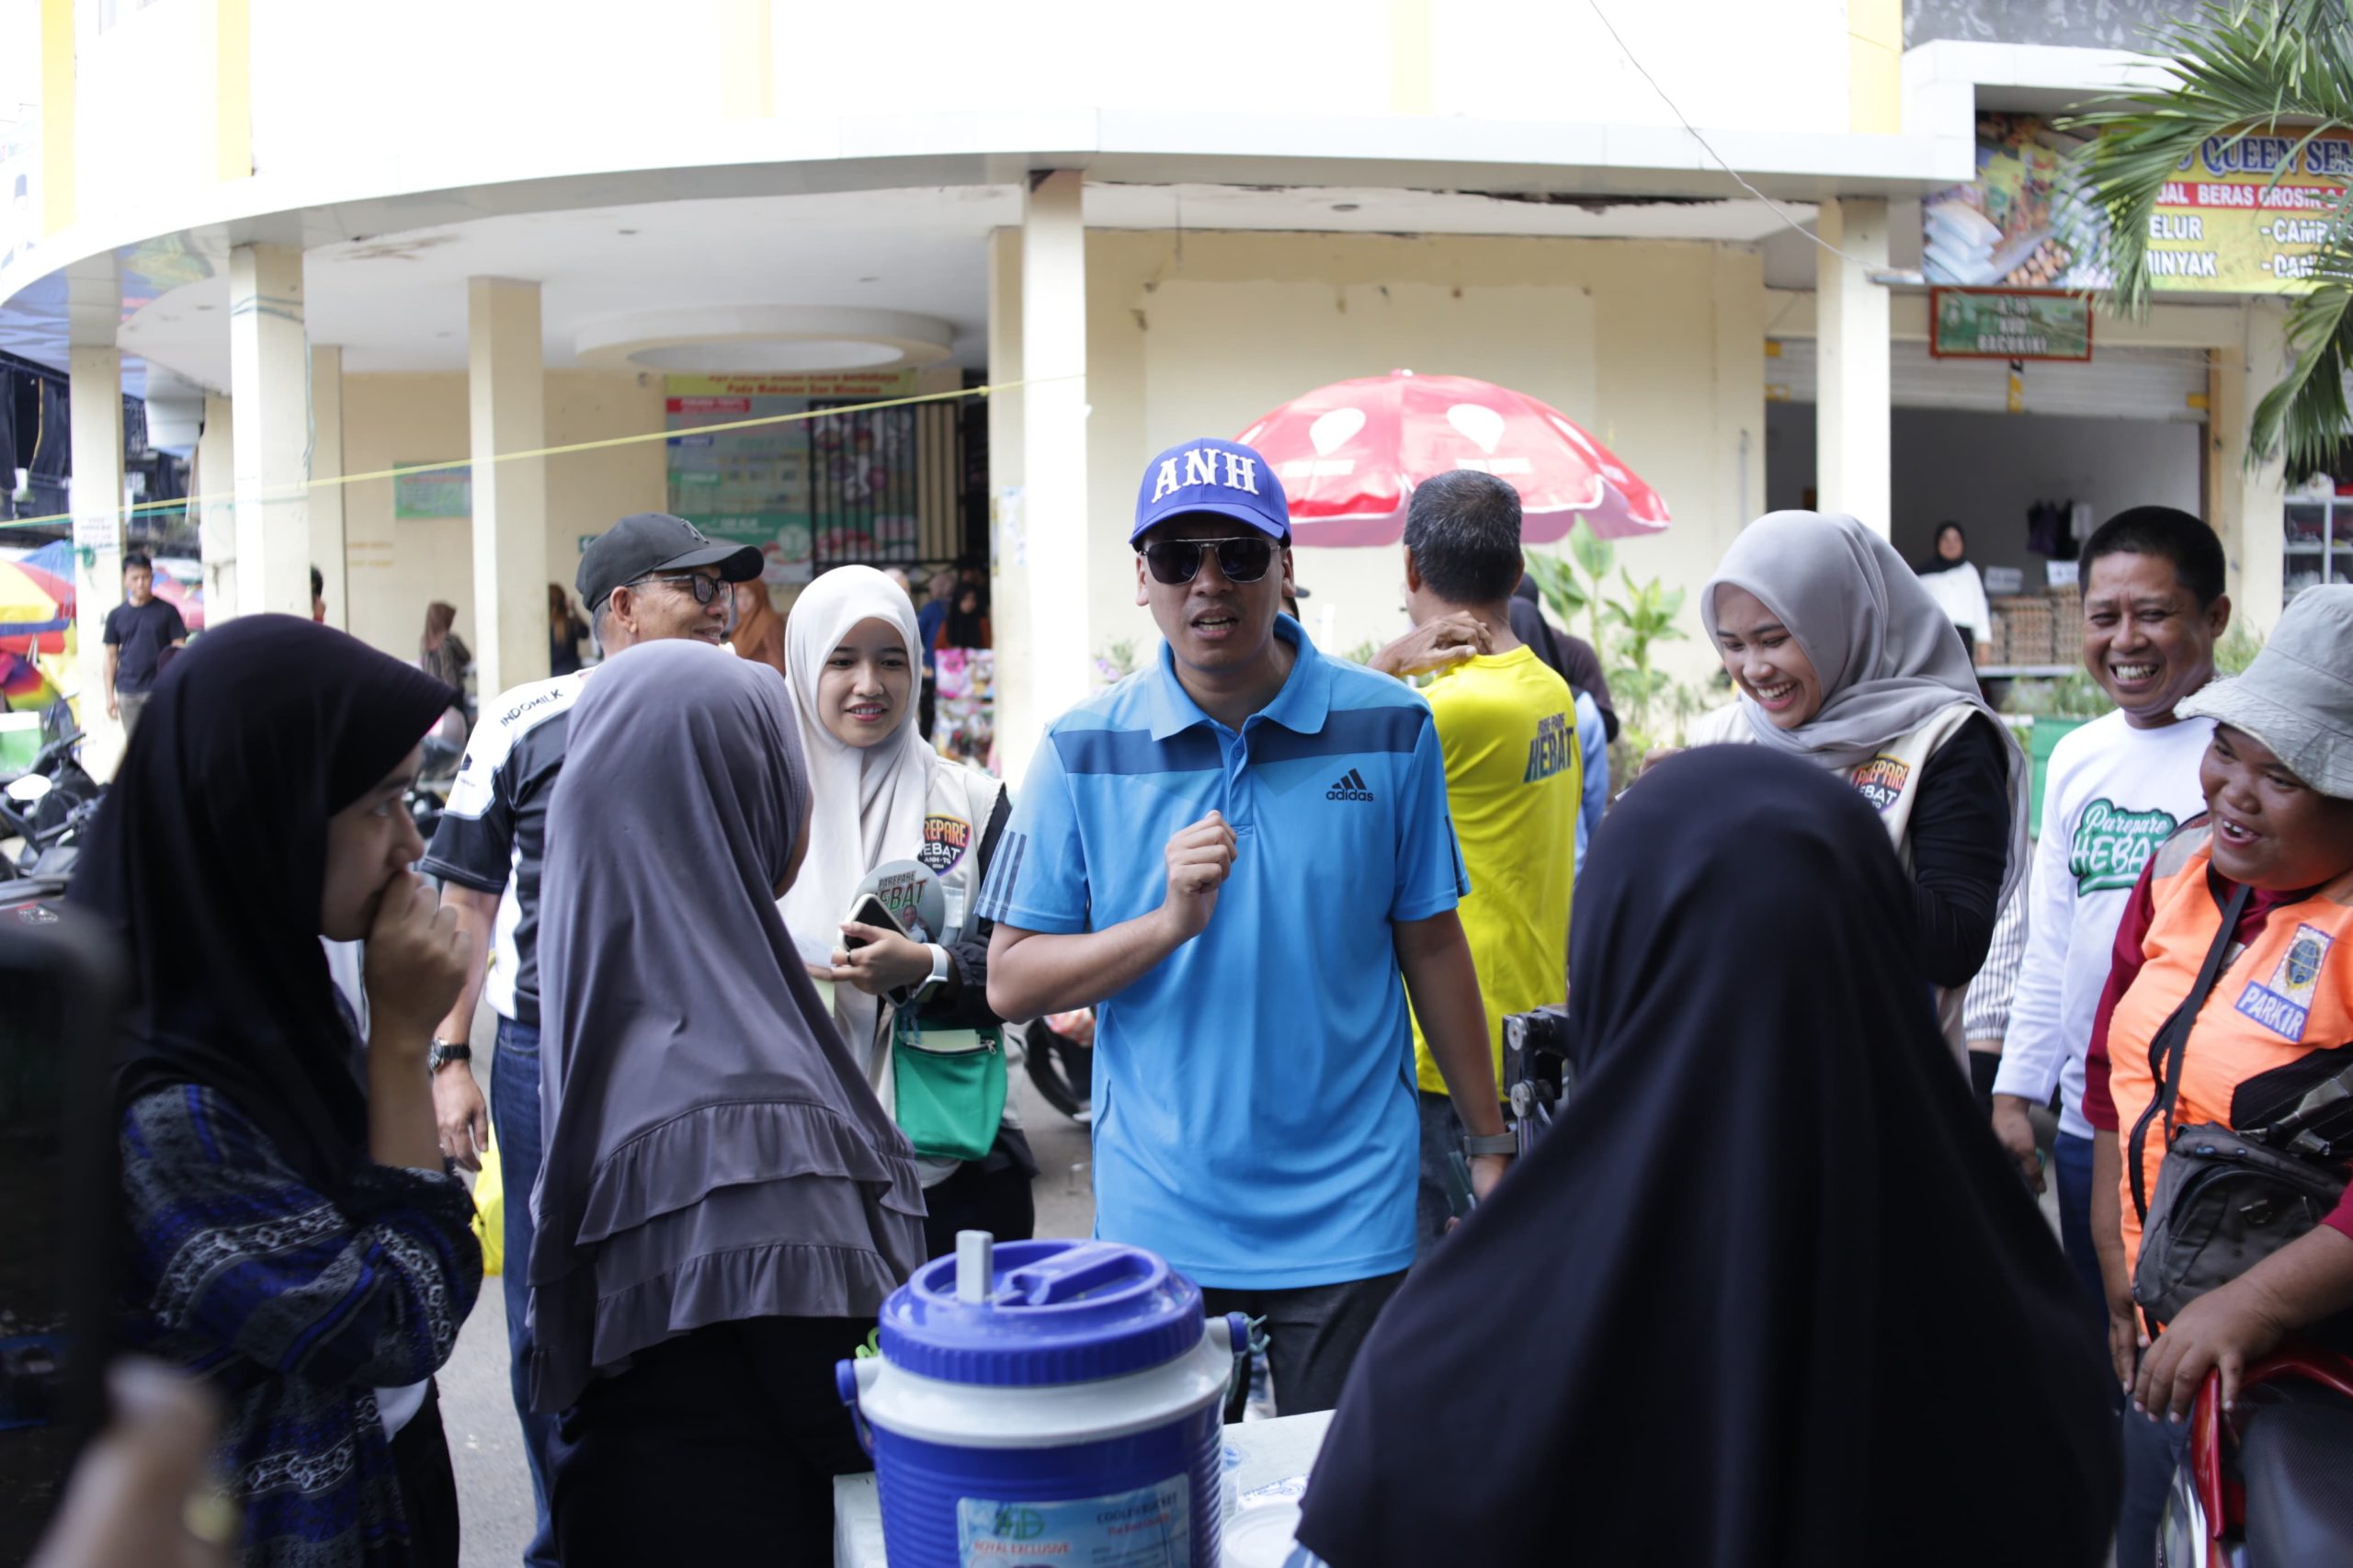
[1991, 596, 2055, 667]
[2045, 581, 2083, 647]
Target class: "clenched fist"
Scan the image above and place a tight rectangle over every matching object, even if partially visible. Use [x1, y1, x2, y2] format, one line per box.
[1157, 812, 1237, 943]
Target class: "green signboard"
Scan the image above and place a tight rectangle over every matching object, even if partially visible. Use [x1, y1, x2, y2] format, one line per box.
[1930, 288, 2093, 362]
[393, 463, 472, 520]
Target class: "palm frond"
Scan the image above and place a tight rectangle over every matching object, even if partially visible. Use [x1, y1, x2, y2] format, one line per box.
[2067, 0, 2353, 473]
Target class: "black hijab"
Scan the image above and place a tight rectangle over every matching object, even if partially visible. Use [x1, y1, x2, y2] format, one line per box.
[1510, 574, 1618, 742]
[72, 616, 457, 1196]
[1917, 519, 1970, 576]
[1294, 746, 2117, 1568]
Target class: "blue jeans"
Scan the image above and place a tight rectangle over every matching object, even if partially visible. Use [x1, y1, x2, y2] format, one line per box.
[2053, 1132, 2115, 1374]
[2116, 1406, 2189, 1567]
[493, 1017, 561, 1568]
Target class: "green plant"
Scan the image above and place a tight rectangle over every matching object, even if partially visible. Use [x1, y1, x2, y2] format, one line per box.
[1600, 570, 1688, 743]
[2214, 623, 2266, 676]
[2004, 670, 2116, 719]
[1341, 639, 1381, 667]
[2069, 1, 2353, 476]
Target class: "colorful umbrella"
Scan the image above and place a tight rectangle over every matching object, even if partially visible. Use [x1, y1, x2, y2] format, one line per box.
[0, 550, 74, 653]
[1235, 369, 1671, 548]
[152, 571, 205, 631]
[0, 646, 61, 711]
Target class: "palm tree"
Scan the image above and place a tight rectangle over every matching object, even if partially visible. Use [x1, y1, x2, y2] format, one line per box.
[2070, 0, 2353, 477]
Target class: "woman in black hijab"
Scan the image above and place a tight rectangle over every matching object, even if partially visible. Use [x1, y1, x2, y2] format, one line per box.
[71, 615, 482, 1568]
[1294, 746, 2117, 1568]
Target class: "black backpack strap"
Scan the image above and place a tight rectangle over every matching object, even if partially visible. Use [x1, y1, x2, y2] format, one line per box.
[2127, 878, 2254, 1222]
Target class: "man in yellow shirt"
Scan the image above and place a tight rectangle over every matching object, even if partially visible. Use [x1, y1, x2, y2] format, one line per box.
[1370, 471, 1580, 1255]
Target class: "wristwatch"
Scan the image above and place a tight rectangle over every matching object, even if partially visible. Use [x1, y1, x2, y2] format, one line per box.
[1461, 1131, 1518, 1158]
[426, 1040, 472, 1074]
[915, 943, 951, 1001]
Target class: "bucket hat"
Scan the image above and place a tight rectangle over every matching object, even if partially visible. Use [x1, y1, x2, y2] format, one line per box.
[2177, 584, 2353, 800]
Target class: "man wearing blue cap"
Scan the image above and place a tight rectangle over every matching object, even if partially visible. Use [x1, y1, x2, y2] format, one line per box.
[981, 438, 1511, 1416]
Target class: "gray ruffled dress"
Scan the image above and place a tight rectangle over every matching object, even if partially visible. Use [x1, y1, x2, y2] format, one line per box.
[526, 640, 927, 1415]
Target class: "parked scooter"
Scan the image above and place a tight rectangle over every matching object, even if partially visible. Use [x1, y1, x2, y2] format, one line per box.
[0, 726, 103, 891]
[2160, 1349, 2353, 1564]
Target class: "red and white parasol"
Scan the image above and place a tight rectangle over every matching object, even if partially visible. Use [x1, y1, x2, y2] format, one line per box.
[1235, 369, 1670, 548]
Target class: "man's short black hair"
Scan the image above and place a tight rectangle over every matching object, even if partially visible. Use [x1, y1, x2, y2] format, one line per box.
[1404, 472, 1524, 606]
[311, 564, 324, 598]
[2081, 506, 2226, 608]
[122, 551, 153, 574]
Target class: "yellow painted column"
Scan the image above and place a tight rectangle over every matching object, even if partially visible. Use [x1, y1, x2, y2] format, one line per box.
[987, 227, 1031, 780]
[38, 0, 74, 236]
[213, 0, 253, 181]
[196, 393, 237, 616]
[69, 346, 125, 777]
[1847, 0, 1902, 134]
[229, 244, 313, 620]
[1816, 199, 1893, 534]
[468, 277, 551, 703]
[1017, 172, 1090, 778]
[309, 346, 347, 630]
[2214, 300, 2289, 633]
[1389, 0, 1433, 115]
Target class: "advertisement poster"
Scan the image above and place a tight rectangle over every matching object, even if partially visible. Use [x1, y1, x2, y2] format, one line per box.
[1923, 114, 2347, 295]
[665, 373, 926, 581]
[393, 464, 472, 520]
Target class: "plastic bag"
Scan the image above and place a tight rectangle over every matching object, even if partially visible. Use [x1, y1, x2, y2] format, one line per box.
[471, 1128, 504, 1277]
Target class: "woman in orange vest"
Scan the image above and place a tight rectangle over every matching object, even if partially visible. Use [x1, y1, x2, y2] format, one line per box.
[2082, 584, 2353, 1565]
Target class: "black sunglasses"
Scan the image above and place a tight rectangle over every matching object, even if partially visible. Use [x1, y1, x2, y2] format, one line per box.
[1138, 536, 1279, 586]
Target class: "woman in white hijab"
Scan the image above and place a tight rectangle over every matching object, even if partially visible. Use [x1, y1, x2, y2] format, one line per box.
[1685, 511, 2030, 1066]
[781, 565, 1037, 1256]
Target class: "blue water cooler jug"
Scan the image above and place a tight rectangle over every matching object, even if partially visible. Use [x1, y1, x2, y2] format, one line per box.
[838, 1233, 1248, 1567]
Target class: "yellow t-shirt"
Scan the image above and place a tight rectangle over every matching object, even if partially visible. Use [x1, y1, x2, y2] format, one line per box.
[1412, 644, 1580, 1097]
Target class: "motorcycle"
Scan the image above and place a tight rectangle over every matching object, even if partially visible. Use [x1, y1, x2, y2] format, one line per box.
[0, 726, 104, 892]
[1025, 1009, 1095, 1124]
[2158, 1348, 2353, 1563]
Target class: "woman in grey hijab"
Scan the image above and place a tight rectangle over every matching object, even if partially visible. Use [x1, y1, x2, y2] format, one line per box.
[529, 639, 926, 1566]
[1684, 511, 2029, 1065]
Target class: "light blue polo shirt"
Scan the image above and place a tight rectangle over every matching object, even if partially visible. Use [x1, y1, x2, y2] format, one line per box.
[977, 618, 1467, 1289]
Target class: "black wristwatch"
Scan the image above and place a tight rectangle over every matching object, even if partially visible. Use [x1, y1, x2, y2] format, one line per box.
[427, 1040, 472, 1074]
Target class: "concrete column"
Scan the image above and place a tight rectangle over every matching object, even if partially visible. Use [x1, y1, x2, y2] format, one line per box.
[2213, 300, 2290, 633]
[1815, 198, 1893, 534]
[1017, 171, 1090, 777]
[309, 346, 347, 630]
[68, 347, 126, 775]
[228, 243, 312, 619]
[468, 277, 551, 701]
[196, 394, 237, 615]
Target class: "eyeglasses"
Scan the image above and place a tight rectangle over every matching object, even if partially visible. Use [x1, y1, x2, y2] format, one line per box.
[1138, 536, 1279, 586]
[630, 571, 727, 606]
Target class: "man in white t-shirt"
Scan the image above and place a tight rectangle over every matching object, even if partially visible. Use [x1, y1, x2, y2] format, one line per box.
[1987, 506, 2231, 1346]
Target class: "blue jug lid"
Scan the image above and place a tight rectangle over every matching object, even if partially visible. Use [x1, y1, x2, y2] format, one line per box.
[879, 1238, 1204, 1386]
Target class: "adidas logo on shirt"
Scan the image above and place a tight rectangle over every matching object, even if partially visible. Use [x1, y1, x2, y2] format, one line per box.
[1326, 768, 1376, 802]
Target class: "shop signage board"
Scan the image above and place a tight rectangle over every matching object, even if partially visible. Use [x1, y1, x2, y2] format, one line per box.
[393, 464, 471, 520]
[1923, 114, 2348, 295]
[1930, 288, 2093, 361]
[663, 371, 918, 401]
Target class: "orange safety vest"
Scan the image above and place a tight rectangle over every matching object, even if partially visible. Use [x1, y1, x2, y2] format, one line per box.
[2109, 824, 2353, 1272]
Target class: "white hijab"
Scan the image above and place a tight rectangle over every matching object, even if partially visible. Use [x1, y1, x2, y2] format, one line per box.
[779, 566, 935, 1068]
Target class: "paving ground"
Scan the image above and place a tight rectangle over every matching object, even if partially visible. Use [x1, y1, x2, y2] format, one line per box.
[437, 1033, 1098, 1568]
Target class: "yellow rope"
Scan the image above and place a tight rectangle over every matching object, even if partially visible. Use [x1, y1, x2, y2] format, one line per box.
[1, 376, 1058, 532]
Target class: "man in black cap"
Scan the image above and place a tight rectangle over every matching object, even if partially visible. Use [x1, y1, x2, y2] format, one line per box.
[417, 514, 757, 1568]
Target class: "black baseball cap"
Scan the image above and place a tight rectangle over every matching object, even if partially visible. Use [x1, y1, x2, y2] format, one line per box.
[576, 513, 762, 611]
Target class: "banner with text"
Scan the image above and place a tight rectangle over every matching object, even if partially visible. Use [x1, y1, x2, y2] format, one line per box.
[1923, 114, 2347, 295]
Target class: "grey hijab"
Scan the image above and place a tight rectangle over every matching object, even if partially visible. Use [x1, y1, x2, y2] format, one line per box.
[1704, 510, 2030, 897]
[528, 639, 925, 1415]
